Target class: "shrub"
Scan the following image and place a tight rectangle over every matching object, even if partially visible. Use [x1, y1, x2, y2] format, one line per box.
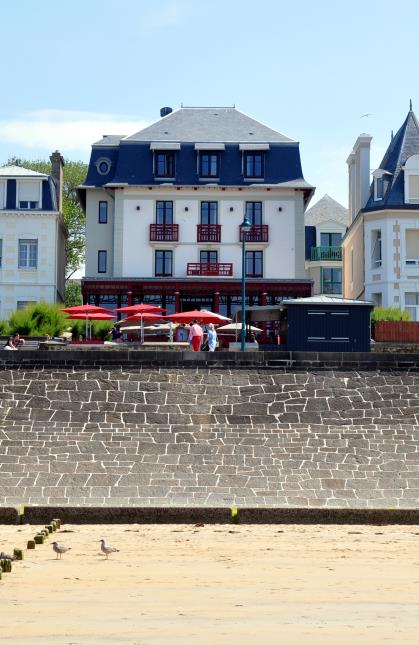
[371, 306, 412, 325]
[0, 320, 10, 336]
[8, 303, 68, 337]
[69, 320, 113, 340]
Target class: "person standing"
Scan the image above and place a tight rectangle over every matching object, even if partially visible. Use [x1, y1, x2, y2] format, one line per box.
[207, 323, 217, 352]
[188, 320, 203, 352]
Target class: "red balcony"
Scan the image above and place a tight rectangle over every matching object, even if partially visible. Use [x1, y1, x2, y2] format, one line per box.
[149, 224, 179, 242]
[187, 262, 233, 277]
[240, 225, 269, 242]
[197, 224, 221, 242]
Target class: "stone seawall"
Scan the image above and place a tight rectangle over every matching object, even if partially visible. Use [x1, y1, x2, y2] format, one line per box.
[1, 362, 419, 508]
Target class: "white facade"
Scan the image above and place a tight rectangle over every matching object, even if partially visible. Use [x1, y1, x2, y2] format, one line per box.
[85, 186, 306, 280]
[0, 165, 66, 319]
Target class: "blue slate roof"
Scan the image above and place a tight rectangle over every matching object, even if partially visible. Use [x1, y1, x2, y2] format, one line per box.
[364, 108, 419, 211]
[80, 108, 314, 203]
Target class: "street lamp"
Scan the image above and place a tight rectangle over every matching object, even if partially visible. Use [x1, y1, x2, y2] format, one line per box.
[240, 213, 252, 351]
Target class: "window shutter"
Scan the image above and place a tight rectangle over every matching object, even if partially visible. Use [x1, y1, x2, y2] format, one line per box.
[406, 230, 419, 259]
[18, 182, 40, 202]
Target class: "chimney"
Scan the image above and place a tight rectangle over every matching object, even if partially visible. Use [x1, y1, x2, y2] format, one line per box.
[347, 134, 372, 223]
[50, 150, 65, 211]
[160, 106, 173, 118]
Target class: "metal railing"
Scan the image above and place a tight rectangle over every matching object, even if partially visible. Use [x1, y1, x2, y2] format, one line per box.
[187, 262, 233, 276]
[197, 224, 221, 242]
[149, 224, 179, 242]
[239, 225, 269, 242]
[310, 246, 342, 261]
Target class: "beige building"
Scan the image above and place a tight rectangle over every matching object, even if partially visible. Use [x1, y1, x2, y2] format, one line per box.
[343, 105, 419, 314]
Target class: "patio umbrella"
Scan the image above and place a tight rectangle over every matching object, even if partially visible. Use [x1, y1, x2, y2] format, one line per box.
[61, 304, 111, 314]
[217, 323, 262, 333]
[165, 309, 231, 325]
[114, 304, 166, 314]
[118, 312, 166, 343]
[66, 312, 116, 340]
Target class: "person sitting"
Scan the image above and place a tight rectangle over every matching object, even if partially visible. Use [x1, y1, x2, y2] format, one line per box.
[12, 333, 25, 348]
[4, 337, 17, 351]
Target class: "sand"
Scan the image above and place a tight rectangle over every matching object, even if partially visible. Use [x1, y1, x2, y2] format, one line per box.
[0, 522, 419, 644]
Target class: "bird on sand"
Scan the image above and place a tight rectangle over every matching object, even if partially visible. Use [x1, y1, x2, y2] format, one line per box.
[52, 541, 71, 559]
[99, 539, 119, 559]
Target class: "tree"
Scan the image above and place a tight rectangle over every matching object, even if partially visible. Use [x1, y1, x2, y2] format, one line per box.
[65, 280, 82, 307]
[5, 157, 88, 281]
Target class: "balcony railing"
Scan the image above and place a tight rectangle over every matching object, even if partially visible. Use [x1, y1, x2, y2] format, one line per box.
[197, 224, 221, 242]
[240, 225, 269, 242]
[187, 262, 233, 277]
[149, 224, 179, 242]
[310, 246, 342, 261]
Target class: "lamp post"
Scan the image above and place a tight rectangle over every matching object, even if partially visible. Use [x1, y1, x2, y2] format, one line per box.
[240, 214, 252, 351]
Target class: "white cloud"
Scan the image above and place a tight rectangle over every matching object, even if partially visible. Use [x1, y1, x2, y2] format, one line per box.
[0, 109, 148, 155]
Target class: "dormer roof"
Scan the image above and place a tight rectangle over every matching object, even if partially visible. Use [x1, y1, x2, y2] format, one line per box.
[0, 165, 48, 178]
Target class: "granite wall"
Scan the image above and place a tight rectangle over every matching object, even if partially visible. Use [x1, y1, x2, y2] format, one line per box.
[1, 364, 419, 508]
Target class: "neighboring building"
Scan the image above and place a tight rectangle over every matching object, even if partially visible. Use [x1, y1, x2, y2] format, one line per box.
[78, 106, 314, 317]
[343, 104, 419, 315]
[0, 152, 67, 318]
[304, 194, 348, 295]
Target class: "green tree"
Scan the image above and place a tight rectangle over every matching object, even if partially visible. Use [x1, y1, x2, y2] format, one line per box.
[5, 157, 88, 281]
[65, 280, 82, 307]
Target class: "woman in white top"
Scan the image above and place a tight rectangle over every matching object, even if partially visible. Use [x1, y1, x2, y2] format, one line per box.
[207, 323, 217, 352]
[4, 337, 17, 350]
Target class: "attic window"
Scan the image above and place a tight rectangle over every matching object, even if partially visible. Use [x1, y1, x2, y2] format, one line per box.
[375, 177, 383, 200]
[404, 154, 419, 203]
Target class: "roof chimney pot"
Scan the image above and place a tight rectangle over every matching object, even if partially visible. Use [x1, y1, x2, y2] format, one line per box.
[160, 107, 173, 118]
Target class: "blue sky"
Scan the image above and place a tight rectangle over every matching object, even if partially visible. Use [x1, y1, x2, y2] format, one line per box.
[1, 0, 418, 207]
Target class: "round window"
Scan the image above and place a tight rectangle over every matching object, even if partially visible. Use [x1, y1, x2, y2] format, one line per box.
[96, 158, 111, 175]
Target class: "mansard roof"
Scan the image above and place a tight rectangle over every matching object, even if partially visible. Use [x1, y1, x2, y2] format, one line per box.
[0, 165, 48, 178]
[124, 107, 296, 144]
[305, 194, 348, 226]
[364, 107, 419, 211]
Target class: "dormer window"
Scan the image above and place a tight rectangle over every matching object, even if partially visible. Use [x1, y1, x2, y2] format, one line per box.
[404, 155, 419, 203]
[155, 152, 175, 178]
[16, 181, 42, 210]
[200, 153, 219, 178]
[239, 144, 269, 180]
[373, 169, 391, 202]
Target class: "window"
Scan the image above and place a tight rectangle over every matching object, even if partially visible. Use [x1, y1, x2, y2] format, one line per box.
[18, 240, 38, 269]
[98, 201, 108, 224]
[245, 250, 263, 277]
[405, 292, 419, 320]
[98, 250, 107, 273]
[156, 201, 173, 224]
[405, 230, 419, 265]
[155, 152, 175, 178]
[320, 232, 342, 247]
[244, 153, 263, 178]
[17, 300, 36, 311]
[371, 293, 382, 306]
[155, 250, 172, 276]
[200, 250, 218, 264]
[375, 177, 383, 200]
[200, 201, 218, 224]
[0, 239, 2, 268]
[245, 202, 262, 225]
[408, 176, 419, 203]
[371, 230, 382, 268]
[199, 153, 219, 178]
[17, 181, 40, 209]
[321, 267, 342, 294]
[0, 181, 6, 209]
[96, 158, 111, 176]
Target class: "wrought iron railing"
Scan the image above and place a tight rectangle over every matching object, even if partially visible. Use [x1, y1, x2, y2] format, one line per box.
[197, 224, 221, 243]
[310, 246, 342, 261]
[240, 225, 269, 242]
[187, 262, 233, 276]
[149, 224, 179, 242]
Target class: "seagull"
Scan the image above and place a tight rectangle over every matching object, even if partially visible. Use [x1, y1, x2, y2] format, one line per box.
[360, 113, 372, 118]
[99, 539, 119, 559]
[52, 541, 71, 560]
[0, 552, 17, 561]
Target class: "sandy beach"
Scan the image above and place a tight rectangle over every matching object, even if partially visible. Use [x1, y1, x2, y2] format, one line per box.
[1, 522, 419, 644]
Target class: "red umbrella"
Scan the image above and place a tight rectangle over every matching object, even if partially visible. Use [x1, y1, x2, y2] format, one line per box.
[119, 312, 166, 343]
[114, 304, 166, 314]
[61, 304, 111, 314]
[165, 310, 230, 324]
[65, 310, 116, 339]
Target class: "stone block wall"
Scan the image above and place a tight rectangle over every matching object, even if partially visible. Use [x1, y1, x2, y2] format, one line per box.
[1, 364, 419, 508]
